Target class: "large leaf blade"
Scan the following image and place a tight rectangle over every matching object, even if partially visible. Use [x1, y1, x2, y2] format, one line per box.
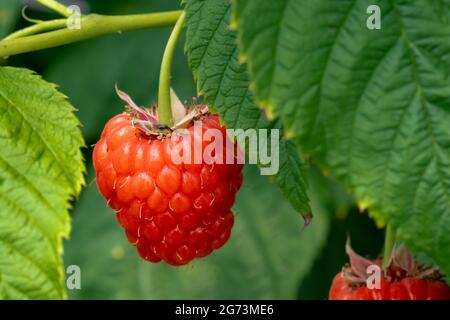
[234, 0, 450, 274]
[0, 67, 85, 299]
[0, 0, 21, 39]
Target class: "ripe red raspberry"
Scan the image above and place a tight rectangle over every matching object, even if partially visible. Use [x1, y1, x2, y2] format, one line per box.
[329, 242, 450, 300]
[330, 271, 450, 300]
[93, 100, 243, 266]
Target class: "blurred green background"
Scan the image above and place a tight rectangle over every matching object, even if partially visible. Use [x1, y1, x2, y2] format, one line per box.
[2, 0, 384, 299]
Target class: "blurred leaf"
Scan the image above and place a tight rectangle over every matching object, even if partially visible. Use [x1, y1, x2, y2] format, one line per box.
[272, 140, 310, 215]
[44, 0, 193, 144]
[45, 29, 195, 144]
[307, 166, 355, 220]
[297, 208, 384, 300]
[0, 0, 21, 39]
[185, 0, 310, 217]
[234, 0, 450, 276]
[65, 165, 330, 299]
[297, 166, 383, 299]
[0, 67, 85, 299]
[88, 0, 180, 15]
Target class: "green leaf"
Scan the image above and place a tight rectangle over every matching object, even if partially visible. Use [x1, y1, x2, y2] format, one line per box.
[65, 165, 329, 299]
[273, 140, 310, 215]
[0, 67, 85, 299]
[184, 0, 310, 216]
[234, 0, 450, 275]
[0, 0, 21, 39]
[185, 0, 264, 130]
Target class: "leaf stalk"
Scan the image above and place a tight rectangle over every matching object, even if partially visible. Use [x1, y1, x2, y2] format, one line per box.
[157, 11, 186, 126]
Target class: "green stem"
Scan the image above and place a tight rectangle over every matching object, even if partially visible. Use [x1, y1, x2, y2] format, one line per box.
[0, 11, 181, 58]
[383, 224, 395, 267]
[157, 11, 186, 126]
[35, 0, 73, 17]
[3, 19, 68, 41]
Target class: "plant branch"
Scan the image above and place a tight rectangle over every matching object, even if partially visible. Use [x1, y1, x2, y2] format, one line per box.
[3, 19, 68, 41]
[35, 0, 73, 17]
[157, 11, 186, 126]
[0, 11, 182, 58]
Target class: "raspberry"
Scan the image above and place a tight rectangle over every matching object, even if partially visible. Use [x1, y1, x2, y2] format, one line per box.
[93, 110, 243, 266]
[329, 242, 450, 300]
[329, 268, 450, 300]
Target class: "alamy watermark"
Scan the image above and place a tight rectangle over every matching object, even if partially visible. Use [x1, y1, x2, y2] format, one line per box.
[67, 5, 81, 30]
[366, 264, 381, 289]
[66, 265, 81, 290]
[168, 121, 280, 176]
[367, 5, 381, 30]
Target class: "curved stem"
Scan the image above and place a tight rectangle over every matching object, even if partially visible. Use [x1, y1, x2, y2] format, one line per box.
[3, 19, 67, 41]
[0, 11, 181, 58]
[383, 224, 395, 267]
[157, 11, 186, 126]
[36, 0, 73, 17]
